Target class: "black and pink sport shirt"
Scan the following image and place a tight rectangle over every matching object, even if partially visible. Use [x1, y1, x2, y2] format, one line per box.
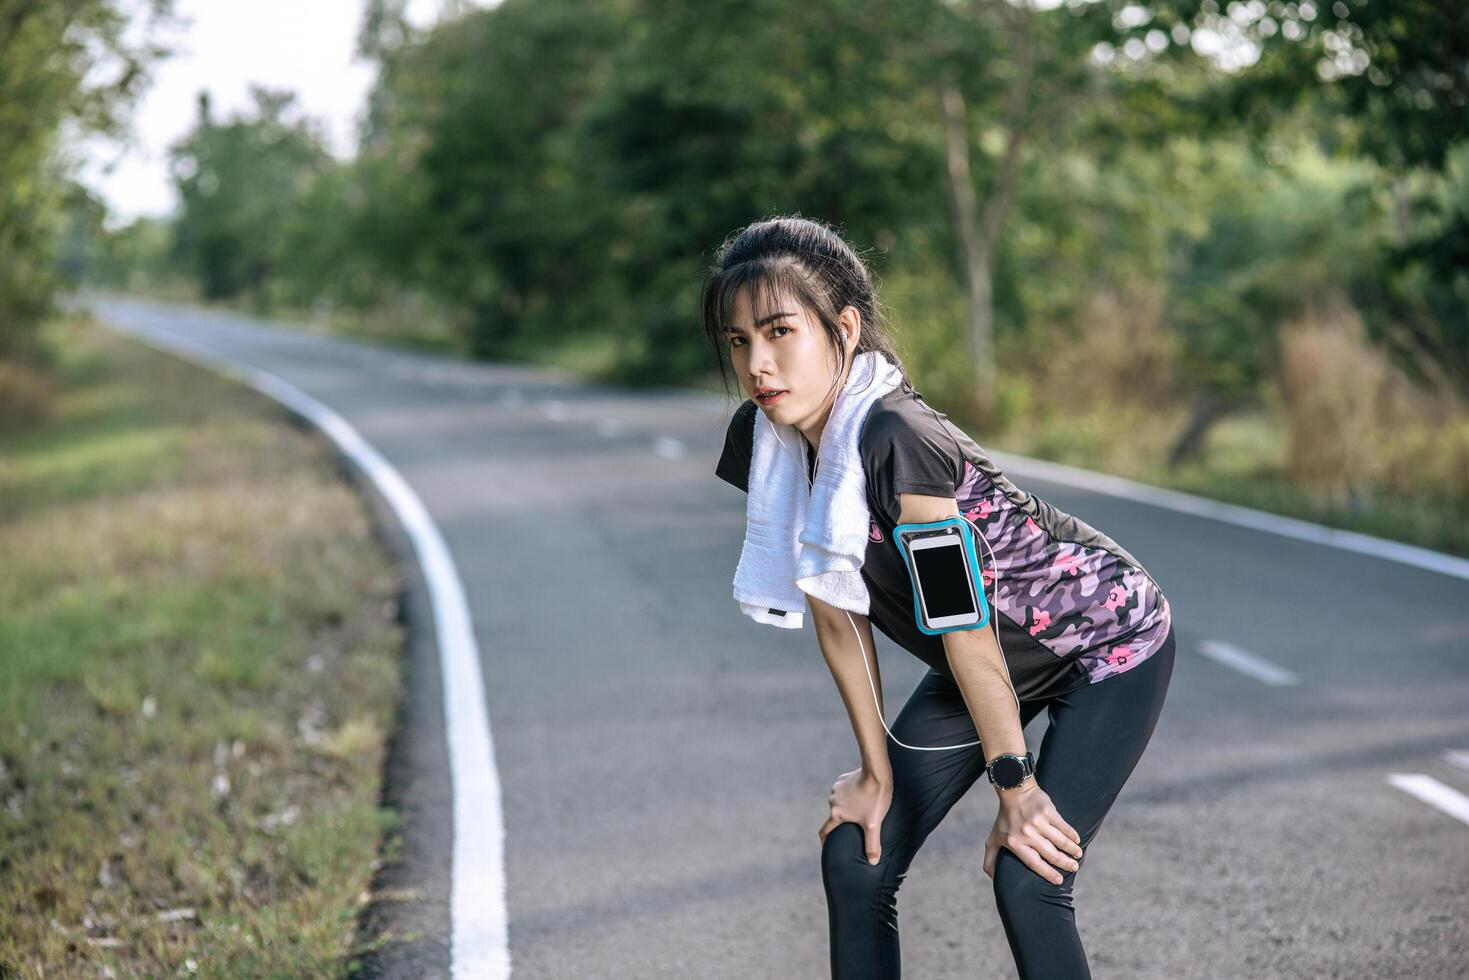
[715, 385, 1174, 701]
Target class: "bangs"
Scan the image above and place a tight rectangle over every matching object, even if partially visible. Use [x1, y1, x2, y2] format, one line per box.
[709, 258, 811, 337]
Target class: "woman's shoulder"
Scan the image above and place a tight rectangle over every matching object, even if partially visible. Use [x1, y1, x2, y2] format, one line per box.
[714, 398, 759, 492]
[862, 387, 1026, 490]
[859, 388, 967, 501]
[725, 397, 758, 444]
[859, 387, 950, 448]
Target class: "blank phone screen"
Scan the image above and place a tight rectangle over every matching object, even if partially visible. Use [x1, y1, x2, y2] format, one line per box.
[913, 541, 976, 618]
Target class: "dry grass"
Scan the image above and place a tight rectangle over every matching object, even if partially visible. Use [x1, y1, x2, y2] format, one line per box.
[0, 316, 406, 976]
[0, 360, 57, 433]
[944, 284, 1468, 558]
[1277, 296, 1469, 502]
[1045, 283, 1184, 415]
[1006, 282, 1190, 477]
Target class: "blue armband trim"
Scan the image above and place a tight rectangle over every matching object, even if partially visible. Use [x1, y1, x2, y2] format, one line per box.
[892, 516, 991, 635]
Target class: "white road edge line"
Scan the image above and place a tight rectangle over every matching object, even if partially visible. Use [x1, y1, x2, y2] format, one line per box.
[986, 449, 1469, 582]
[1197, 639, 1300, 686]
[1387, 773, 1469, 827]
[1443, 749, 1469, 774]
[101, 318, 512, 979]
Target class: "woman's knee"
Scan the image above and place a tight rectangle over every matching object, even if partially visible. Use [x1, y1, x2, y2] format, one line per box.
[821, 822, 890, 897]
[991, 847, 1076, 917]
[822, 822, 903, 936]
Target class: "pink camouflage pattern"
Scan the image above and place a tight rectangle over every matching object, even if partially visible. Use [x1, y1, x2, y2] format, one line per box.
[954, 459, 1173, 684]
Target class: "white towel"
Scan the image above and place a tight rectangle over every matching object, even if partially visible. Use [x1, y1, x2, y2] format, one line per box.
[732, 350, 903, 629]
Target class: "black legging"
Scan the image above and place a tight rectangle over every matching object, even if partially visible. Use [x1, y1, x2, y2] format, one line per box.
[821, 625, 1177, 979]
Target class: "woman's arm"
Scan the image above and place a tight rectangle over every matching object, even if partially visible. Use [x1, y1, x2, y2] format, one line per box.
[896, 493, 1028, 794]
[940, 620, 1029, 792]
[806, 593, 893, 785]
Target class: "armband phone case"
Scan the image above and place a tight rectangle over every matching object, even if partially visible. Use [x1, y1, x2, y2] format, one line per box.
[893, 516, 991, 635]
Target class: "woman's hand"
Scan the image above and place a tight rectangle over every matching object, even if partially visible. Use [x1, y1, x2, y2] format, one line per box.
[818, 767, 893, 866]
[982, 782, 1084, 885]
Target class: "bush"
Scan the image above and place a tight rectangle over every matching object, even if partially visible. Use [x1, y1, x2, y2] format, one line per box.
[0, 360, 56, 432]
[1277, 295, 1469, 502]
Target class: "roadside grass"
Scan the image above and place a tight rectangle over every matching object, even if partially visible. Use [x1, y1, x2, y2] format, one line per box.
[0, 316, 406, 976]
[1156, 409, 1469, 557]
[1017, 404, 1469, 560]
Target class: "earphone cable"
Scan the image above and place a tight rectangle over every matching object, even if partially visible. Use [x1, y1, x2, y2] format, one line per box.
[764, 379, 1021, 753]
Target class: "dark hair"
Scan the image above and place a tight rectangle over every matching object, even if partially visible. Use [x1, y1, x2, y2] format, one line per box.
[700, 215, 914, 408]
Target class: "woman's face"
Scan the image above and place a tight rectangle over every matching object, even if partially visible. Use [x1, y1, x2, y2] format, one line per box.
[725, 285, 858, 437]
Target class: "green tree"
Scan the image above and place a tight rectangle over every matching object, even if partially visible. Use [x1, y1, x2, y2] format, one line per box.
[570, 0, 954, 380]
[0, 0, 172, 358]
[357, 0, 630, 357]
[1144, 0, 1469, 392]
[169, 87, 333, 303]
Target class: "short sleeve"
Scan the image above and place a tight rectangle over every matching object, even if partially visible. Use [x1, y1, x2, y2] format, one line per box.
[714, 399, 757, 492]
[860, 404, 963, 505]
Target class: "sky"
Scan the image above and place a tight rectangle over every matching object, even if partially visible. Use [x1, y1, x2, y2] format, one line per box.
[79, 0, 471, 225]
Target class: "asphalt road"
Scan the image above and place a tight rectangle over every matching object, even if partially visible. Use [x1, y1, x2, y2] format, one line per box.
[94, 296, 1469, 979]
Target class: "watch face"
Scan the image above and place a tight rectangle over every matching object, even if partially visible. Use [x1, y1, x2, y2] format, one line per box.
[990, 756, 1025, 788]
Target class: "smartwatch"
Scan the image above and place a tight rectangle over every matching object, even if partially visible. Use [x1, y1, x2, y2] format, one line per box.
[985, 751, 1036, 790]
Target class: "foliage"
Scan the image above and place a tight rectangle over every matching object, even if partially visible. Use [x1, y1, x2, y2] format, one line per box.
[59, 1, 1469, 422]
[0, 0, 172, 359]
[1140, 0, 1469, 387]
[168, 89, 333, 303]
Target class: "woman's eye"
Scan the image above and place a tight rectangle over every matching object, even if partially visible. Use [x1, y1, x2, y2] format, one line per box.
[729, 325, 791, 347]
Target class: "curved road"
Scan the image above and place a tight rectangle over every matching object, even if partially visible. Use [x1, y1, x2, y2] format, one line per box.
[95, 296, 1469, 979]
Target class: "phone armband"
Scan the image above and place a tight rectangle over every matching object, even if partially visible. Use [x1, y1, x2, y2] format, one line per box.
[892, 516, 991, 635]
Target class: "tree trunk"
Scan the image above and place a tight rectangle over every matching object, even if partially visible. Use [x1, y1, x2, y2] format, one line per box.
[938, 75, 996, 406]
[936, 30, 1031, 422]
[1166, 390, 1234, 470]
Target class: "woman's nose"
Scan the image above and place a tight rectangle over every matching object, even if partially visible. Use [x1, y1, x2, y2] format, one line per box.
[747, 338, 777, 375]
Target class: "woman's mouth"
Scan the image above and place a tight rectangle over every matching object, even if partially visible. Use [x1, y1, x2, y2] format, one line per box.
[756, 389, 788, 406]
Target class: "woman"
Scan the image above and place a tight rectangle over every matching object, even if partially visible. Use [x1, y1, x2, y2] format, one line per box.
[703, 216, 1176, 980]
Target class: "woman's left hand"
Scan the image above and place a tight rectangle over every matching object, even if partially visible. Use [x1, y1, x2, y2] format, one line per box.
[982, 782, 1084, 885]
